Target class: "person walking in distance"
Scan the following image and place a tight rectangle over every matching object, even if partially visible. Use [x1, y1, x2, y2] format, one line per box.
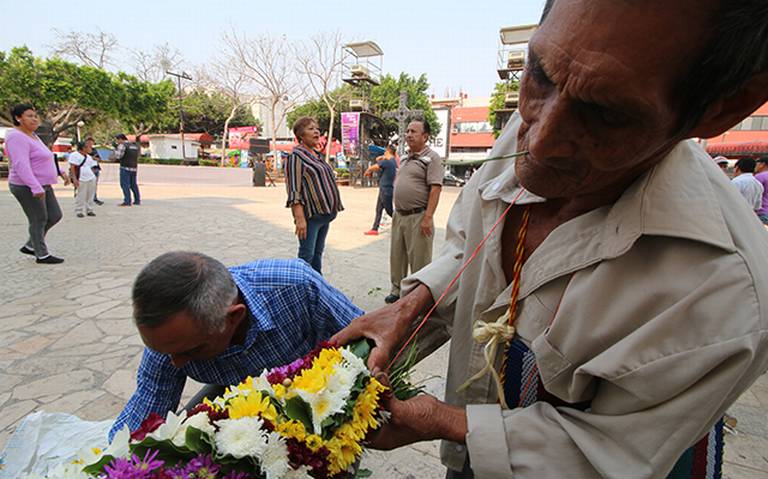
[731, 157, 764, 214]
[85, 136, 104, 205]
[754, 156, 768, 225]
[364, 144, 398, 236]
[110, 133, 141, 206]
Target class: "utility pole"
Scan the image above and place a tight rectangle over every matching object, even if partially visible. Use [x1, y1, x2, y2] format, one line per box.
[166, 70, 193, 160]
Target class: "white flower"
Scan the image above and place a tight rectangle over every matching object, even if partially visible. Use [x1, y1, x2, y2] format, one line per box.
[253, 371, 276, 397]
[341, 347, 368, 376]
[214, 417, 268, 459]
[147, 410, 186, 442]
[105, 425, 130, 458]
[298, 387, 347, 434]
[172, 410, 216, 447]
[260, 431, 290, 479]
[283, 465, 313, 479]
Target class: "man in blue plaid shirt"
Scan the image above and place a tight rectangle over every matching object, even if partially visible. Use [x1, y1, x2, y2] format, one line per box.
[108, 251, 363, 440]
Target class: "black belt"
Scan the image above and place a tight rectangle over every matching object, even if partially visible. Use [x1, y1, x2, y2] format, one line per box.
[396, 207, 426, 216]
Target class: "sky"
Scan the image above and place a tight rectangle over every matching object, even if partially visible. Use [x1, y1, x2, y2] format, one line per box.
[1, 0, 545, 99]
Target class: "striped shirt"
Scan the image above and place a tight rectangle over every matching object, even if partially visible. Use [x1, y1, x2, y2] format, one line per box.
[108, 258, 363, 440]
[285, 144, 343, 218]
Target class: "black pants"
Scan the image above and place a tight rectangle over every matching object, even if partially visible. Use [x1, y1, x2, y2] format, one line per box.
[9, 184, 63, 258]
[372, 188, 394, 230]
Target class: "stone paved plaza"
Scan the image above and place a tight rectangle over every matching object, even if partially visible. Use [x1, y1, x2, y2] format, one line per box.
[1, 166, 767, 478]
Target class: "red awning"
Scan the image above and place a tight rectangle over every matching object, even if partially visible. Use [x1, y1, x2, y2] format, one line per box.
[706, 141, 768, 156]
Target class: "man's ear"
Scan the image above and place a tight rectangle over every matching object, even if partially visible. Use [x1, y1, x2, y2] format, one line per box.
[689, 72, 768, 139]
[226, 303, 247, 328]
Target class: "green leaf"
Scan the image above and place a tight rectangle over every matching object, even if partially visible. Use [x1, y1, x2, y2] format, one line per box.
[349, 338, 373, 362]
[284, 396, 314, 433]
[354, 468, 374, 478]
[82, 455, 114, 475]
[185, 426, 212, 454]
[130, 437, 196, 463]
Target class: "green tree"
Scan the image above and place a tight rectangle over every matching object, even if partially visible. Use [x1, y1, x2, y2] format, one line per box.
[488, 81, 519, 138]
[168, 89, 259, 138]
[113, 73, 176, 138]
[0, 46, 120, 145]
[288, 72, 440, 143]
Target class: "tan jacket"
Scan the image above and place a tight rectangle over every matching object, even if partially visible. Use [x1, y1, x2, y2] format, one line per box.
[403, 115, 768, 478]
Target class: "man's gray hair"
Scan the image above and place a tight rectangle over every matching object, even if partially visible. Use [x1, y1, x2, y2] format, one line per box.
[540, 0, 768, 132]
[132, 251, 239, 333]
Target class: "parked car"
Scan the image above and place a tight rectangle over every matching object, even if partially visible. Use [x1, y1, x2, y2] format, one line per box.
[443, 171, 466, 187]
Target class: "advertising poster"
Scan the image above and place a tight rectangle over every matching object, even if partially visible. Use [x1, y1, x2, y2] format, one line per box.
[341, 112, 360, 157]
[229, 126, 258, 149]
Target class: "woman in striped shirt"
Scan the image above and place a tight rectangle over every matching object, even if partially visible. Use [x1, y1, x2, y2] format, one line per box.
[285, 117, 344, 274]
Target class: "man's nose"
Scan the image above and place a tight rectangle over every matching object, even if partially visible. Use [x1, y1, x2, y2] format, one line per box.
[522, 95, 578, 160]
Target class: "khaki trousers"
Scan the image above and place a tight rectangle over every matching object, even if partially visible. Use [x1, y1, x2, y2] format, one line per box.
[74, 179, 96, 215]
[390, 211, 434, 296]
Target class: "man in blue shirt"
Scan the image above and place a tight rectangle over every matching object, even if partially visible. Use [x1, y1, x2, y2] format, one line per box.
[108, 251, 363, 440]
[364, 144, 398, 236]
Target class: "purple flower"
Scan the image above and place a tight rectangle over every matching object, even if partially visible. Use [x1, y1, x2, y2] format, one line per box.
[221, 471, 252, 479]
[103, 449, 164, 479]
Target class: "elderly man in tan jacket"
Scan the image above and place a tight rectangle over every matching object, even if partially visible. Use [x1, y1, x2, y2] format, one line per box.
[333, 0, 768, 478]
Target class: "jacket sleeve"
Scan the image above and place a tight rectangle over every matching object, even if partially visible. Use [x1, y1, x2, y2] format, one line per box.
[6, 134, 44, 195]
[285, 152, 304, 207]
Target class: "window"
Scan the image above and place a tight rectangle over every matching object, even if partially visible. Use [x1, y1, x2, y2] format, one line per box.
[455, 121, 492, 133]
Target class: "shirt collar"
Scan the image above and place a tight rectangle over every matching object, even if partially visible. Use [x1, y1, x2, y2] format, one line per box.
[478, 113, 735, 253]
[406, 147, 431, 160]
[229, 273, 276, 351]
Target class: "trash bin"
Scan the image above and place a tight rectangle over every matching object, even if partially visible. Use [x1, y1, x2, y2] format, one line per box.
[252, 161, 266, 187]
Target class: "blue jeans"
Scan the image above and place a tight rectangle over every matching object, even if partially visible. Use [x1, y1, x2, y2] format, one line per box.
[298, 212, 337, 274]
[119, 168, 140, 205]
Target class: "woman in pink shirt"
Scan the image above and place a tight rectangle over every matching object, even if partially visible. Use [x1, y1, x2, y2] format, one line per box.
[7, 104, 69, 264]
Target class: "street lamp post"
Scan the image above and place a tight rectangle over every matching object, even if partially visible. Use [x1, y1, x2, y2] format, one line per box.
[165, 70, 193, 161]
[76, 120, 85, 142]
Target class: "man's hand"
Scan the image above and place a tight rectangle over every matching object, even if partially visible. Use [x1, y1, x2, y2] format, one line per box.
[331, 284, 433, 371]
[72, 178, 80, 189]
[420, 214, 434, 238]
[33, 191, 45, 199]
[366, 376, 467, 450]
[60, 171, 71, 186]
[294, 216, 308, 240]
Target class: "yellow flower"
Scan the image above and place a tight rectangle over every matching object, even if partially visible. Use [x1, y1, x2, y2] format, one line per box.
[226, 390, 278, 422]
[326, 435, 363, 475]
[272, 383, 287, 399]
[304, 434, 324, 452]
[202, 397, 221, 411]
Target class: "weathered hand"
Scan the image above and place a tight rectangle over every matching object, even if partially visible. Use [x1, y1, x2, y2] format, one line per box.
[366, 374, 467, 450]
[420, 215, 434, 238]
[60, 171, 70, 185]
[331, 284, 433, 371]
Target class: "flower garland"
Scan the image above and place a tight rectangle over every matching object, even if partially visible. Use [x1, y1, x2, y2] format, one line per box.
[28, 339, 417, 479]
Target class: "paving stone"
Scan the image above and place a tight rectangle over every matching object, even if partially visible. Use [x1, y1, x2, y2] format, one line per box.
[25, 316, 84, 335]
[724, 432, 768, 472]
[0, 304, 36, 319]
[0, 392, 11, 408]
[49, 320, 103, 350]
[0, 399, 37, 430]
[103, 369, 137, 401]
[98, 305, 133, 319]
[65, 284, 101, 300]
[723, 462, 768, 478]
[102, 335, 124, 344]
[95, 318, 137, 336]
[54, 343, 110, 356]
[76, 299, 122, 317]
[44, 390, 105, 415]
[38, 394, 63, 404]
[8, 334, 54, 355]
[74, 392, 125, 422]
[0, 314, 42, 332]
[0, 330, 28, 348]
[13, 370, 95, 400]
[728, 403, 768, 439]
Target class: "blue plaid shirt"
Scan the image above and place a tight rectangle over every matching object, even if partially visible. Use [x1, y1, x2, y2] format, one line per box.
[109, 259, 363, 440]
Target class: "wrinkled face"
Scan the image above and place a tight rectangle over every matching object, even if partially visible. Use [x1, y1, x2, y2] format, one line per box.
[516, 0, 716, 198]
[15, 108, 40, 131]
[405, 121, 428, 153]
[756, 161, 768, 174]
[299, 122, 321, 149]
[137, 309, 237, 368]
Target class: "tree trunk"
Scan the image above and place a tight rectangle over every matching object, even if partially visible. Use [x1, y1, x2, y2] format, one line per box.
[271, 100, 279, 174]
[222, 104, 239, 167]
[325, 102, 335, 164]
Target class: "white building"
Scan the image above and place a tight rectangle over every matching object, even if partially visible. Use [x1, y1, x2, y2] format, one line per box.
[147, 134, 202, 160]
[251, 99, 292, 140]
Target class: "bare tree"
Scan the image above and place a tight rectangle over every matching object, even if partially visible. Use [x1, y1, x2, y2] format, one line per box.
[196, 60, 252, 165]
[296, 31, 348, 162]
[224, 33, 305, 168]
[132, 43, 184, 82]
[50, 30, 119, 69]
